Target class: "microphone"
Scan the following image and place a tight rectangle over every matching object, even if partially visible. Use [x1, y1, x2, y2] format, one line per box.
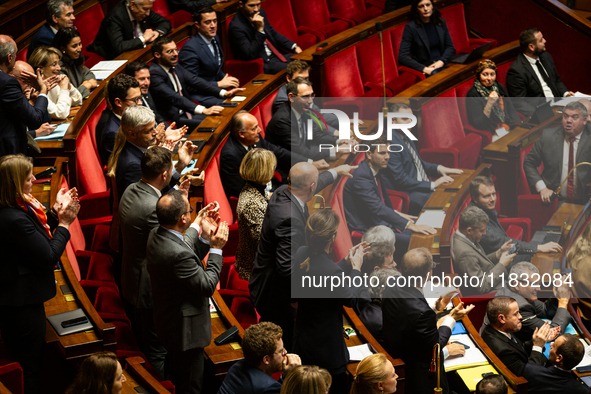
[549, 161, 591, 203]
[376, 22, 387, 116]
[375, 21, 382, 32]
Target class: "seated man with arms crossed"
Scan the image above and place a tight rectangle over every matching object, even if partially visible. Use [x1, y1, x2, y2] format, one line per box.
[218, 322, 301, 393]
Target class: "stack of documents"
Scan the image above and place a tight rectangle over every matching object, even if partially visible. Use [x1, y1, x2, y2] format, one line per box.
[348, 344, 375, 361]
[416, 210, 446, 228]
[456, 364, 497, 391]
[34, 122, 70, 140]
[444, 334, 488, 371]
[91, 60, 127, 80]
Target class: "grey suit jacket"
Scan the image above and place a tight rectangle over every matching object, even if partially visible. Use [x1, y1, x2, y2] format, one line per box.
[147, 225, 222, 351]
[523, 126, 591, 199]
[450, 232, 507, 296]
[119, 180, 159, 309]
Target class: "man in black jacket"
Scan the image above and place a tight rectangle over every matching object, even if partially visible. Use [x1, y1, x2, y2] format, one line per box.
[88, 0, 171, 59]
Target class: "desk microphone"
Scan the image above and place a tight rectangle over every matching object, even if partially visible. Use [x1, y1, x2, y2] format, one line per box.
[376, 22, 388, 116]
[549, 162, 591, 203]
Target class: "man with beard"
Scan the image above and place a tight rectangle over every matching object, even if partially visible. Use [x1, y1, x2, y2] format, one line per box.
[124, 60, 165, 124]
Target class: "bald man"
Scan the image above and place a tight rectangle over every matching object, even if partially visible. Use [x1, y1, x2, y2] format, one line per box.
[249, 161, 356, 350]
[0, 35, 50, 156]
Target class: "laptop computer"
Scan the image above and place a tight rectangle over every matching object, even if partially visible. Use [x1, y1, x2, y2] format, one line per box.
[450, 41, 493, 64]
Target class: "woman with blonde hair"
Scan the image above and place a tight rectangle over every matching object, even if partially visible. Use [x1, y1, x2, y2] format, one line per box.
[350, 353, 398, 394]
[567, 220, 591, 331]
[65, 351, 126, 394]
[28, 46, 82, 119]
[280, 365, 332, 394]
[293, 209, 367, 393]
[235, 148, 277, 280]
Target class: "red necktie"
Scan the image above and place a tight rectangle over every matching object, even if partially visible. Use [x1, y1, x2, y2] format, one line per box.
[567, 137, 575, 201]
[376, 175, 385, 203]
[265, 39, 287, 62]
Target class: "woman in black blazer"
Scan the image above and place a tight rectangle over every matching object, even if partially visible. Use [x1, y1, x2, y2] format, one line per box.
[0, 155, 79, 393]
[466, 59, 520, 134]
[292, 209, 366, 394]
[398, 0, 455, 75]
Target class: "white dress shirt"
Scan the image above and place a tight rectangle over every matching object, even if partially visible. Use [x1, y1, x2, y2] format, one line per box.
[534, 133, 581, 198]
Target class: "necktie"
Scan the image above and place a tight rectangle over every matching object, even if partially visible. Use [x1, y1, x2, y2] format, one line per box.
[170, 67, 192, 120]
[567, 137, 575, 201]
[265, 39, 287, 62]
[133, 21, 139, 38]
[212, 39, 221, 65]
[376, 175, 385, 203]
[298, 116, 306, 140]
[404, 137, 429, 182]
[535, 60, 559, 97]
[141, 96, 150, 109]
[303, 203, 309, 220]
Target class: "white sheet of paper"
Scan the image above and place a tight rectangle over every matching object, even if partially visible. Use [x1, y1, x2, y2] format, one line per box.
[423, 280, 457, 300]
[444, 334, 488, 371]
[348, 344, 374, 361]
[416, 210, 446, 228]
[575, 338, 591, 369]
[231, 96, 247, 102]
[495, 127, 509, 138]
[92, 70, 116, 81]
[552, 92, 591, 107]
[91, 60, 127, 71]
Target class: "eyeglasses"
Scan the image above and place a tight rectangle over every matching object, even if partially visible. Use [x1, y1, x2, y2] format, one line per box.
[185, 206, 194, 215]
[124, 96, 143, 103]
[296, 93, 316, 99]
[274, 348, 287, 357]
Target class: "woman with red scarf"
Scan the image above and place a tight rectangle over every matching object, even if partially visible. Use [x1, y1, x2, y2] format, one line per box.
[0, 154, 79, 394]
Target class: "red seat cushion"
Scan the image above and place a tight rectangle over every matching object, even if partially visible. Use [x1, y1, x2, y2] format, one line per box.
[76, 125, 108, 196]
[94, 286, 126, 315]
[291, 0, 351, 39]
[326, 0, 382, 25]
[74, 4, 104, 63]
[263, 0, 318, 50]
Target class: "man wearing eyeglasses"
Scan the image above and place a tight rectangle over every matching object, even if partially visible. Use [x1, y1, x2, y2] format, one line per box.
[97, 73, 141, 166]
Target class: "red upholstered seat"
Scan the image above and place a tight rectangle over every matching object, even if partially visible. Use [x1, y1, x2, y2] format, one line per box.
[225, 16, 264, 85]
[439, 4, 497, 54]
[151, 0, 191, 28]
[291, 0, 352, 41]
[95, 287, 126, 315]
[499, 218, 530, 242]
[0, 361, 23, 394]
[87, 253, 115, 282]
[230, 296, 258, 329]
[366, 0, 386, 12]
[16, 48, 27, 62]
[250, 107, 265, 137]
[419, 91, 482, 169]
[151, 0, 170, 16]
[80, 280, 120, 305]
[495, 62, 511, 87]
[74, 4, 105, 68]
[89, 100, 107, 157]
[259, 91, 279, 128]
[263, 0, 318, 50]
[390, 24, 406, 64]
[326, 0, 382, 25]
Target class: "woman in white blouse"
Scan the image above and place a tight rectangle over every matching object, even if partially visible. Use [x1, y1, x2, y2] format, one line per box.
[28, 46, 82, 120]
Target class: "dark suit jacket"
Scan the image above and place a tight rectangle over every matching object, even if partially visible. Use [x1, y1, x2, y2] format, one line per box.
[0, 207, 70, 306]
[218, 359, 281, 394]
[523, 363, 590, 394]
[179, 34, 224, 86]
[88, 0, 171, 59]
[219, 134, 305, 199]
[343, 160, 409, 234]
[383, 284, 452, 394]
[248, 172, 334, 319]
[119, 180, 159, 309]
[481, 324, 547, 376]
[167, 0, 215, 14]
[358, 301, 385, 348]
[142, 93, 165, 124]
[506, 52, 568, 116]
[398, 19, 456, 72]
[292, 247, 363, 374]
[382, 130, 440, 194]
[0, 71, 48, 156]
[147, 225, 222, 351]
[27, 23, 55, 62]
[265, 102, 337, 161]
[466, 83, 520, 133]
[149, 62, 221, 124]
[523, 126, 591, 198]
[228, 8, 294, 63]
[99, 110, 121, 167]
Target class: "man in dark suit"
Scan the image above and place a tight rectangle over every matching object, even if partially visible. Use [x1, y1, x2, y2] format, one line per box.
[523, 334, 588, 394]
[115, 106, 196, 198]
[266, 78, 345, 162]
[178, 5, 239, 107]
[249, 161, 354, 350]
[343, 135, 437, 259]
[451, 206, 516, 296]
[384, 103, 462, 215]
[468, 175, 562, 258]
[27, 0, 75, 62]
[124, 61, 165, 124]
[119, 147, 184, 380]
[149, 36, 243, 130]
[506, 28, 573, 116]
[228, 0, 302, 74]
[97, 73, 141, 166]
[147, 190, 228, 394]
[523, 101, 590, 205]
[88, 0, 171, 59]
[220, 110, 326, 199]
[481, 297, 553, 376]
[0, 36, 50, 157]
[383, 248, 474, 394]
[218, 322, 301, 394]
[166, 0, 228, 14]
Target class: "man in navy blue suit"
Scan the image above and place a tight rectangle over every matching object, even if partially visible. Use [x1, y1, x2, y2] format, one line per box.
[229, 0, 302, 74]
[28, 0, 75, 62]
[218, 322, 301, 394]
[0, 36, 50, 157]
[383, 103, 462, 215]
[178, 5, 239, 107]
[343, 135, 437, 258]
[149, 36, 243, 130]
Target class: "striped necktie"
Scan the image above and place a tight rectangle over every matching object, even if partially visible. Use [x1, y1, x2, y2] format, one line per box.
[404, 137, 429, 182]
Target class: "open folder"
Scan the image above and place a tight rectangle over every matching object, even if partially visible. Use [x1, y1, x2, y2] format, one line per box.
[456, 364, 497, 391]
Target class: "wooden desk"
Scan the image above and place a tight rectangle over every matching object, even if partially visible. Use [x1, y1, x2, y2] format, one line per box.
[0, 381, 12, 394]
[123, 357, 171, 394]
[482, 109, 563, 217]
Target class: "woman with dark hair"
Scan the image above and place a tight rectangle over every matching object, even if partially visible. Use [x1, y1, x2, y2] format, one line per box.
[0, 154, 79, 393]
[65, 351, 126, 394]
[293, 209, 367, 393]
[52, 27, 98, 98]
[398, 0, 455, 75]
[466, 59, 520, 134]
